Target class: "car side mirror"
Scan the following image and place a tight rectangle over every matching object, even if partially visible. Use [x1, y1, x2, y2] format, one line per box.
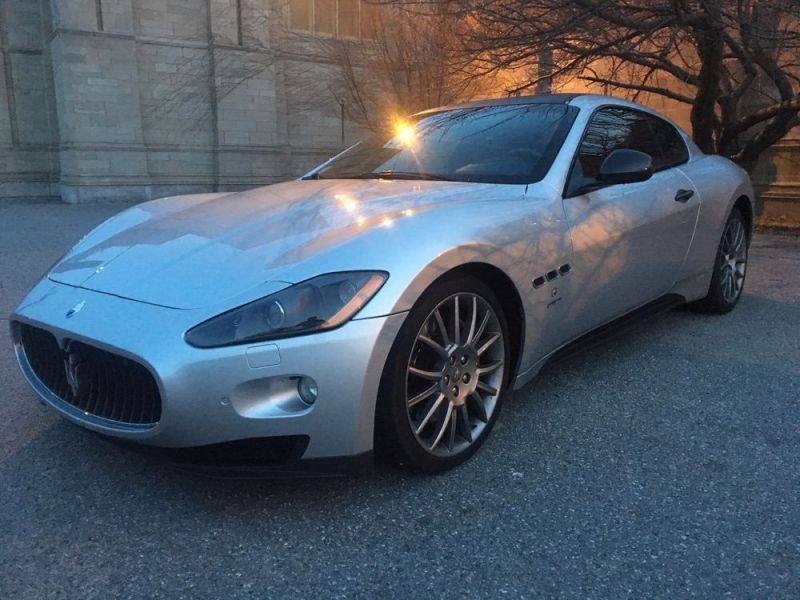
[597, 149, 654, 185]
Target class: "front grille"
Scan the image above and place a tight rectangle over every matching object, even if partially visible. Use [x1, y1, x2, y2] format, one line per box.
[17, 323, 162, 426]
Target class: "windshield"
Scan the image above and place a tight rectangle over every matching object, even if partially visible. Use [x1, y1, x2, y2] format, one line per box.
[310, 103, 578, 185]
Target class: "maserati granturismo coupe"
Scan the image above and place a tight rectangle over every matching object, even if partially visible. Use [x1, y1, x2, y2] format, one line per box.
[11, 94, 753, 473]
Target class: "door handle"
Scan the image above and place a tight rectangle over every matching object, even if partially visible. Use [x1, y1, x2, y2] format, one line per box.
[674, 189, 694, 203]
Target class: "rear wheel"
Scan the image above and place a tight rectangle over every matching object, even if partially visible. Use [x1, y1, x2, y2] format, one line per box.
[375, 275, 510, 472]
[692, 207, 749, 314]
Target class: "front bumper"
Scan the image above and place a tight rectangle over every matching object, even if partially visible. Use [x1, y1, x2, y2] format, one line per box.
[11, 278, 406, 460]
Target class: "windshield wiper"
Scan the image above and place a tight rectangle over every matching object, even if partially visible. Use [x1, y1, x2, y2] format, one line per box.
[309, 170, 454, 181]
[374, 170, 453, 181]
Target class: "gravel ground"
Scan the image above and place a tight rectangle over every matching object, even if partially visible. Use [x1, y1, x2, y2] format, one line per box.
[1, 200, 798, 599]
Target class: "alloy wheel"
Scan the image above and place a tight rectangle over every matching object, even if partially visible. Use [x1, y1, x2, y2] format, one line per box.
[719, 218, 747, 303]
[405, 293, 505, 457]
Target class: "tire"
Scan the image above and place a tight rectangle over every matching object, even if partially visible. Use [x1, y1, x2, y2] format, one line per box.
[691, 207, 749, 314]
[375, 274, 511, 472]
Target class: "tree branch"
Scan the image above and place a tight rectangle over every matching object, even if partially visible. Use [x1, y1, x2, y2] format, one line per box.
[578, 75, 694, 104]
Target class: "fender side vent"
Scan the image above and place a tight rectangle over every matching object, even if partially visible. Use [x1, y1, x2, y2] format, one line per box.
[533, 264, 572, 289]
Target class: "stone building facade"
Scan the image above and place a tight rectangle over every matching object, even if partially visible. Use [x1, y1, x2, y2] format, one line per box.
[0, 0, 370, 203]
[1, 0, 798, 222]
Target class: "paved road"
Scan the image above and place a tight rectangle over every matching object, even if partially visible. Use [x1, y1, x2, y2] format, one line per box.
[1, 200, 798, 599]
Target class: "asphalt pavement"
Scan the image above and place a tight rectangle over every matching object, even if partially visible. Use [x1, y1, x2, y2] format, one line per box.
[1, 199, 798, 599]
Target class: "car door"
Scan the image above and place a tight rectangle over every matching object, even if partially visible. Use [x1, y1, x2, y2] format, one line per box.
[560, 107, 699, 336]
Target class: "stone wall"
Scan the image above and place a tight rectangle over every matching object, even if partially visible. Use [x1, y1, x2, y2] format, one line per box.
[0, 0, 359, 203]
[0, 0, 60, 199]
[750, 136, 800, 227]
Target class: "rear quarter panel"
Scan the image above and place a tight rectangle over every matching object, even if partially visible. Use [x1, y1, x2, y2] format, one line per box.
[676, 155, 754, 300]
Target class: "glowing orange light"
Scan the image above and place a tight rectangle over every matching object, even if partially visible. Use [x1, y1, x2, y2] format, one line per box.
[381, 216, 394, 228]
[394, 121, 416, 146]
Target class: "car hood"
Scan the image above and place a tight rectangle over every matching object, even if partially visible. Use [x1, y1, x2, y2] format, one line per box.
[49, 179, 497, 309]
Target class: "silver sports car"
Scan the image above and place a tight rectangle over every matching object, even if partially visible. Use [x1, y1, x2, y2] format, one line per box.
[11, 94, 753, 473]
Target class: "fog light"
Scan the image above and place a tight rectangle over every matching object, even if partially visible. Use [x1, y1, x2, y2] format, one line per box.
[297, 377, 318, 405]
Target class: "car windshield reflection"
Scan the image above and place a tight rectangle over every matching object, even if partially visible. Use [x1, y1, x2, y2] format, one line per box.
[311, 103, 578, 185]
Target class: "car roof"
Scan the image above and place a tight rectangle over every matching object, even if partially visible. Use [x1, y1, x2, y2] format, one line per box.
[414, 92, 689, 131]
[414, 93, 583, 116]
[415, 92, 668, 115]
[411, 92, 699, 153]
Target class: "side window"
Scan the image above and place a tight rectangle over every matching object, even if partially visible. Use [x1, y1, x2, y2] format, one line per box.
[566, 107, 662, 196]
[647, 116, 689, 170]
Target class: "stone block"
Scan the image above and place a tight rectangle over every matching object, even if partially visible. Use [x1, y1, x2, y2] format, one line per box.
[51, 0, 98, 32]
[100, 0, 135, 35]
[7, 0, 46, 48]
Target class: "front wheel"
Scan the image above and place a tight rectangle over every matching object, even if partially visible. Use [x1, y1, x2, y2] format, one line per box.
[692, 207, 749, 314]
[375, 275, 510, 472]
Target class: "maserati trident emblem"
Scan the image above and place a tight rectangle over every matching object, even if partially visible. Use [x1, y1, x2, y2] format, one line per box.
[65, 300, 86, 319]
[63, 345, 84, 397]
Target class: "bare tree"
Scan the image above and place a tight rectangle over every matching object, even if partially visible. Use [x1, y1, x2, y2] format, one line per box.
[400, 0, 800, 170]
[317, 5, 486, 131]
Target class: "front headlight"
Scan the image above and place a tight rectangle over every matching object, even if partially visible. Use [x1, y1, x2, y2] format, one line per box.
[185, 271, 388, 348]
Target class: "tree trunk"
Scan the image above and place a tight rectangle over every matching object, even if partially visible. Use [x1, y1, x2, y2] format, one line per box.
[689, 5, 724, 154]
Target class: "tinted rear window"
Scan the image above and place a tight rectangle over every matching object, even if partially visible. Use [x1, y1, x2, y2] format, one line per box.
[647, 115, 689, 170]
